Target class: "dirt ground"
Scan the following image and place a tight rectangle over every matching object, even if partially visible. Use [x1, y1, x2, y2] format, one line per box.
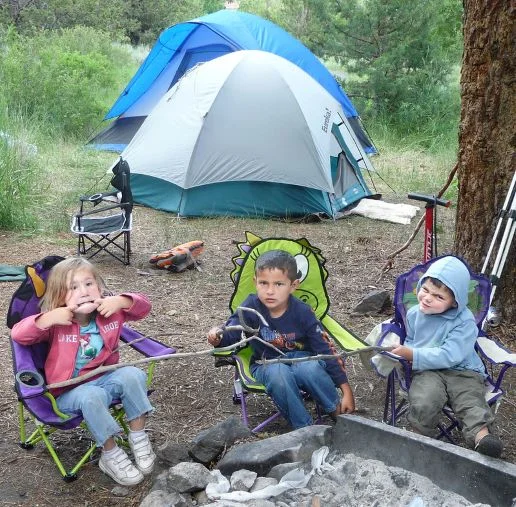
[0, 201, 514, 506]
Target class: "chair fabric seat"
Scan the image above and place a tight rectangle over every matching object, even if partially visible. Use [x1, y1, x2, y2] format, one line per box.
[213, 233, 367, 433]
[72, 212, 130, 235]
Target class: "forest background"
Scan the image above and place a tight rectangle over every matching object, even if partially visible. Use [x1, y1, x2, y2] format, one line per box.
[0, 0, 464, 233]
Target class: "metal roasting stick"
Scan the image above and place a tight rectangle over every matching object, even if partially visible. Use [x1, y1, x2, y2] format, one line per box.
[256, 346, 395, 366]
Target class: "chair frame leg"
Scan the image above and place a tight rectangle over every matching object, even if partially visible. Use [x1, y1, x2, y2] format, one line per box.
[383, 371, 465, 444]
[383, 370, 408, 426]
[77, 231, 131, 265]
[17, 400, 130, 481]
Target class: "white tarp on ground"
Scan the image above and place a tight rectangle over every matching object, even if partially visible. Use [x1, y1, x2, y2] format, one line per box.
[345, 199, 420, 224]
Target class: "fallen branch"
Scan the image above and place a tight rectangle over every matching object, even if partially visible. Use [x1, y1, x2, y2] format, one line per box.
[45, 306, 271, 390]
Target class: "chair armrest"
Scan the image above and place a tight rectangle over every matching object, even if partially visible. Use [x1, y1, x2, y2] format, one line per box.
[476, 336, 516, 366]
[15, 369, 46, 399]
[11, 341, 47, 399]
[80, 190, 119, 202]
[75, 202, 129, 218]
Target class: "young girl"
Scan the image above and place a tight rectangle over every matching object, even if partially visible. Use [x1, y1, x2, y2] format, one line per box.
[11, 257, 156, 486]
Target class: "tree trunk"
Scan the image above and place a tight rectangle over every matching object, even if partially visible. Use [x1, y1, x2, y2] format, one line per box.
[455, 0, 515, 323]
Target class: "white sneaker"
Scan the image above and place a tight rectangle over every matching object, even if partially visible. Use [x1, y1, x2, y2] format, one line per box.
[129, 432, 156, 475]
[99, 447, 144, 486]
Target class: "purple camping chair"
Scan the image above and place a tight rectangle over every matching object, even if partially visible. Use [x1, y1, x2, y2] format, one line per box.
[374, 255, 515, 443]
[7, 256, 175, 481]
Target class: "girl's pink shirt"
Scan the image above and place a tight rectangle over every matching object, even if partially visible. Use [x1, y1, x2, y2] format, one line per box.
[11, 293, 151, 396]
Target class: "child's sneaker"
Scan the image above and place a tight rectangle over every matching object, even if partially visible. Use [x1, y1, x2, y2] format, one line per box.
[99, 447, 144, 486]
[129, 432, 156, 475]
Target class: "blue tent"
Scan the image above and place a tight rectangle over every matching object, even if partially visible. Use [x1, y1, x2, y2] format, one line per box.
[90, 9, 376, 155]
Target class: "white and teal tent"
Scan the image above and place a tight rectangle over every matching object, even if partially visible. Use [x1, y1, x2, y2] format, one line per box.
[120, 50, 375, 218]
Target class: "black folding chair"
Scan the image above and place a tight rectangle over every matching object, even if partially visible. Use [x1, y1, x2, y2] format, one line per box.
[71, 158, 133, 265]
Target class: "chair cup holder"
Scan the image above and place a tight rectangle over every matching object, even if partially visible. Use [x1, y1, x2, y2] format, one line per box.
[15, 370, 45, 388]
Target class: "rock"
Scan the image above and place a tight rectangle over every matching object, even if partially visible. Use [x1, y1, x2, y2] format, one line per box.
[139, 489, 191, 507]
[352, 290, 391, 315]
[250, 477, 278, 492]
[111, 485, 130, 497]
[229, 469, 257, 491]
[217, 425, 332, 475]
[151, 470, 170, 493]
[192, 489, 210, 505]
[266, 462, 302, 481]
[166, 462, 213, 493]
[188, 416, 252, 465]
[157, 442, 192, 467]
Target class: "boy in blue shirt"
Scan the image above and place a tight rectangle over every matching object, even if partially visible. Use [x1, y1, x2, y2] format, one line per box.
[392, 256, 503, 458]
[208, 250, 354, 429]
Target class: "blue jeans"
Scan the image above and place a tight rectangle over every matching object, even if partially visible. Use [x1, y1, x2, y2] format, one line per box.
[251, 351, 339, 429]
[56, 366, 153, 447]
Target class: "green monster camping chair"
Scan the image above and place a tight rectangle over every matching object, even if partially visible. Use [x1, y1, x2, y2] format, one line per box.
[7, 256, 175, 481]
[213, 232, 367, 432]
[71, 157, 133, 265]
[368, 255, 515, 444]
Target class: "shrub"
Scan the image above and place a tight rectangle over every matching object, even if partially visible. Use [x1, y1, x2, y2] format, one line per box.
[0, 26, 136, 139]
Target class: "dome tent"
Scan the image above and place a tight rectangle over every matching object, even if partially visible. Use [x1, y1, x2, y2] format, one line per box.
[119, 50, 374, 218]
[90, 9, 375, 159]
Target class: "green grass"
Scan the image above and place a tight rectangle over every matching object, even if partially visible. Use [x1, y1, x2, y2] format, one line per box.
[0, 132, 116, 234]
[367, 130, 458, 204]
[0, 132, 459, 235]
[34, 143, 117, 233]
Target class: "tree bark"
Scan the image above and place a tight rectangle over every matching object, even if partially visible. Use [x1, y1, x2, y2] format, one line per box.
[455, 0, 515, 322]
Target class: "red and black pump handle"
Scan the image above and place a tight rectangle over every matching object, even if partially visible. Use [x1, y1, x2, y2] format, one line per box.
[408, 193, 451, 262]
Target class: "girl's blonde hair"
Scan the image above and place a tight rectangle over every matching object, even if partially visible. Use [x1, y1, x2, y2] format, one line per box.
[40, 257, 107, 312]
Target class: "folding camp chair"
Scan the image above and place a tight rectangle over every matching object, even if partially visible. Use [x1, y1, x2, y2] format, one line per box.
[7, 256, 175, 481]
[71, 157, 133, 265]
[213, 232, 367, 433]
[373, 255, 515, 443]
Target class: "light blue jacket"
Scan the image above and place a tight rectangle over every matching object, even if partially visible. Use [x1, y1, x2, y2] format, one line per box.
[405, 256, 485, 375]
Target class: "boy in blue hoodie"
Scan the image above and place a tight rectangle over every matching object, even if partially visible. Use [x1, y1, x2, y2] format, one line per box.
[392, 256, 503, 458]
[207, 250, 355, 429]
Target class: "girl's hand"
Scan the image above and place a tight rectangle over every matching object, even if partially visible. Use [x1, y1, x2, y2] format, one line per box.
[95, 295, 132, 318]
[36, 307, 75, 329]
[207, 327, 223, 346]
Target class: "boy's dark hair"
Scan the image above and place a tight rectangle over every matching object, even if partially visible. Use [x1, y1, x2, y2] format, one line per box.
[255, 250, 300, 281]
